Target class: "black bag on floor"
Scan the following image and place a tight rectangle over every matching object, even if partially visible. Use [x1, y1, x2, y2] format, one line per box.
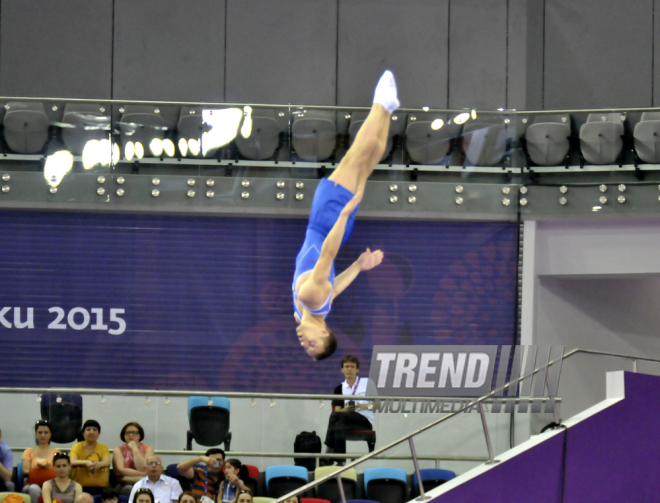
[294, 430, 322, 471]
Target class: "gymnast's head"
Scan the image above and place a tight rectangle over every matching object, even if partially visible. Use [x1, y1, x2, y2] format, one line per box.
[296, 321, 337, 360]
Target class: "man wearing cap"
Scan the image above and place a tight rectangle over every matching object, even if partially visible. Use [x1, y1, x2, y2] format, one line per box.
[129, 456, 182, 503]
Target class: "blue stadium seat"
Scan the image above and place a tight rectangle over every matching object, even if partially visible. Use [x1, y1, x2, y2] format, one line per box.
[16, 460, 24, 491]
[265, 465, 309, 498]
[412, 468, 456, 495]
[186, 396, 231, 451]
[165, 464, 191, 492]
[363, 467, 407, 503]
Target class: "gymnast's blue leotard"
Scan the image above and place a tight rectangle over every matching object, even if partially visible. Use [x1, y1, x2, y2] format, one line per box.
[292, 178, 359, 319]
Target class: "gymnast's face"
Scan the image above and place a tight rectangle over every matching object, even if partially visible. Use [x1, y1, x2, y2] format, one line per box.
[296, 322, 329, 358]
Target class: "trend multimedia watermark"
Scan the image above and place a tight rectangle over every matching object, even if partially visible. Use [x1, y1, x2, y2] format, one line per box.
[366, 345, 564, 414]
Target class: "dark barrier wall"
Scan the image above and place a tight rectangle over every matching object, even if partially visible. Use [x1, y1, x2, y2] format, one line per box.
[0, 211, 517, 392]
[2, 0, 658, 109]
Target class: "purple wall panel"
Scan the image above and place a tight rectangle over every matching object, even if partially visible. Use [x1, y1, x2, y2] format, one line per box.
[0, 211, 517, 393]
[433, 433, 565, 503]
[433, 372, 660, 501]
[563, 372, 660, 501]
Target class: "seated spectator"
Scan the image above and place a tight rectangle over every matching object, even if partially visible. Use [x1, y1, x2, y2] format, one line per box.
[102, 488, 120, 503]
[0, 427, 14, 491]
[113, 422, 154, 495]
[217, 460, 249, 503]
[178, 492, 196, 503]
[323, 355, 375, 465]
[76, 493, 95, 503]
[230, 491, 251, 503]
[176, 449, 226, 502]
[70, 420, 111, 495]
[22, 420, 62, 502]
[128, 455, 182, 503]
[283, 497, 298, 503]
[42, 452, 83, 503]
[132, 488, 155, 503]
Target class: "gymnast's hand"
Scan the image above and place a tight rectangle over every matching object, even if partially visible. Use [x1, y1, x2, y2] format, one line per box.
[340, 189, 363, 217]
[358, 248, 384, 271]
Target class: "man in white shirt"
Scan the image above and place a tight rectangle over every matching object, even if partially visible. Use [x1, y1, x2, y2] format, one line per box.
[129, 456, 182, 503]
[323, 355, 376, 464]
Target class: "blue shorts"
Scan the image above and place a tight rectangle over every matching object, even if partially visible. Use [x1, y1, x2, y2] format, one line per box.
[307, 178, 359, 245]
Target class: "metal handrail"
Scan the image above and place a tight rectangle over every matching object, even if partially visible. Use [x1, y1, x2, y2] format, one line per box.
[3, 94, 660, 115]
[7, 447, 487, 465]
[272, 348, 659, 503]
[0, 386, 560, 403]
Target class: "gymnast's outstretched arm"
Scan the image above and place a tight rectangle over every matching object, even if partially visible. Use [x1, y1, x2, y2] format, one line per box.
[333, 248, 384, 299]
[299, 191, 363, 305]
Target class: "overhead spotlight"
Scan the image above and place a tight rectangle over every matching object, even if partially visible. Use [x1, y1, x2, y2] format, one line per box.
[454, 113, 470, 125]
[188, 138, 201, 157]
[149, 138, 164, 157]
[112, 142, 121, 165]
[82, 140, 99, 170]
[471, 109, 477, 120]
[44, 150, 74, 187]
[163, 139, 175, 157]
[240, 106, 253, 139]
[178, 138, 188, 157]
[135, 141, 145, 160]
[98, 138, 112, 167]
[431, 119, 444, 130]
[125, 141, 135, 161]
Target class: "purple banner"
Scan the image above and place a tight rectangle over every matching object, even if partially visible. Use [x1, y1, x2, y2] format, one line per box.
[0, 211, 517, 393]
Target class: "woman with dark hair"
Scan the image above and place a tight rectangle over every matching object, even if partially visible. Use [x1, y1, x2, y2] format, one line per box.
[217, 459, 249, 503]
[42, 452, 83, 503]
[133, 488, 155, 503]
[230, 490, 252, 503]
[101, 488, 120, 503]
[22, 420, 61, 502]
[113, 422, 154, 494]
[70, 420, 111, 494]
[178, 492, 195, 503]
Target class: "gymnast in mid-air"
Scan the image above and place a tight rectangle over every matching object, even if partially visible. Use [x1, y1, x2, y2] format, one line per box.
[292, 70, 400, 361]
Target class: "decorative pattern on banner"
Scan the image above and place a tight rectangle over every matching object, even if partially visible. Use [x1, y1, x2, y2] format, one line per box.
[0, 211, 517, 393]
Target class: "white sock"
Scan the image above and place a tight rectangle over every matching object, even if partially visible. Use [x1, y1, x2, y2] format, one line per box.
[373, 70, 399, 114]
